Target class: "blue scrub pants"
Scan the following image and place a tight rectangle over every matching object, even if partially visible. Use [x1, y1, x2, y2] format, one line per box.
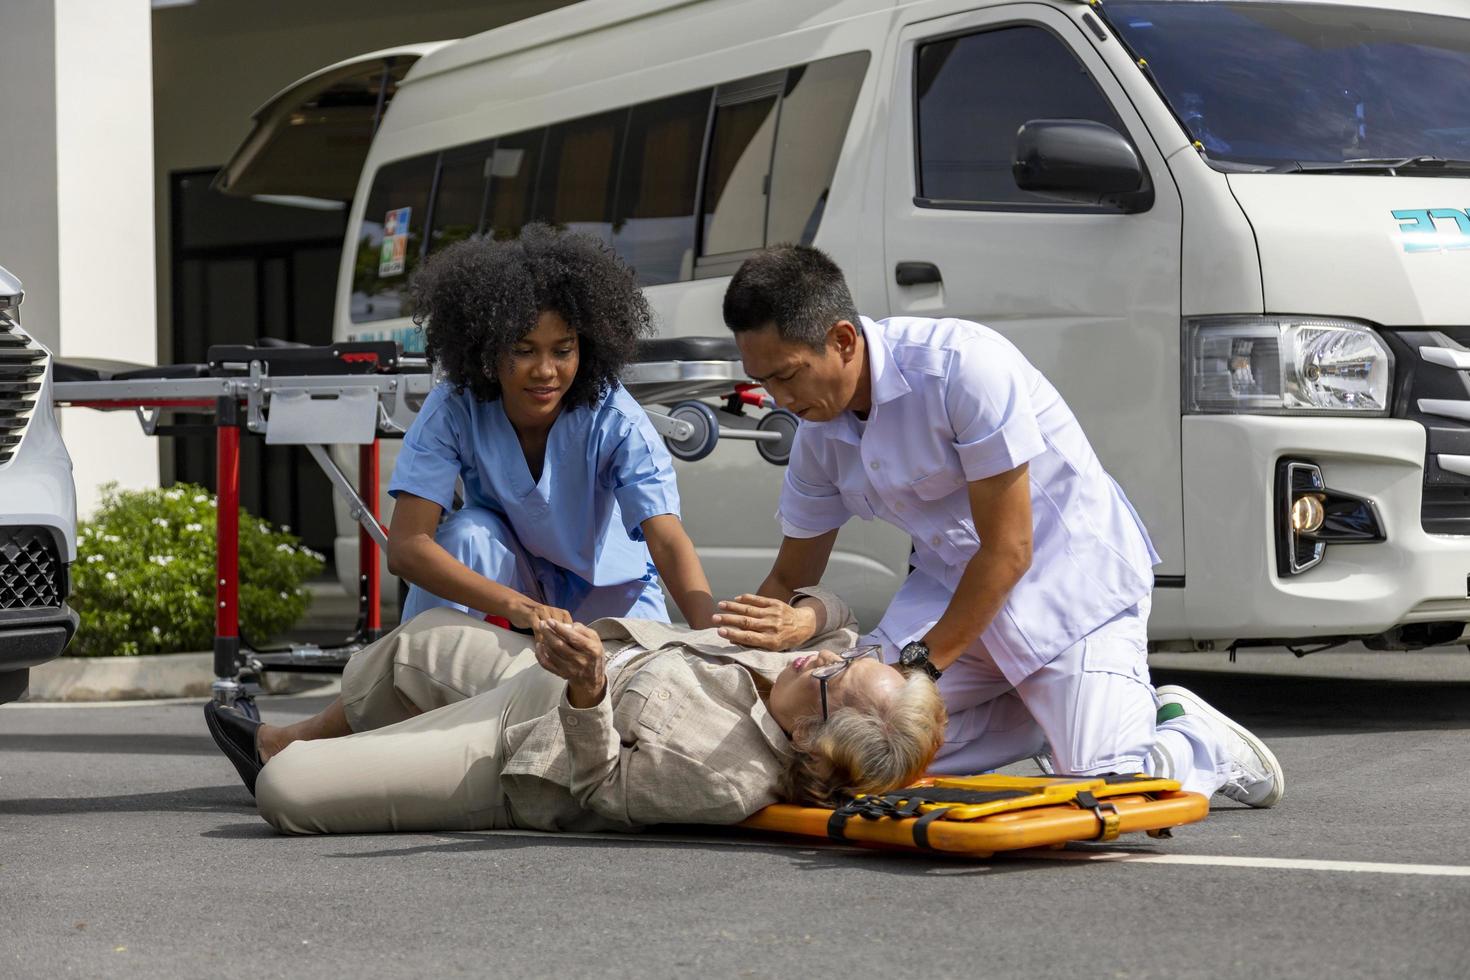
[400, 506, 671, 624]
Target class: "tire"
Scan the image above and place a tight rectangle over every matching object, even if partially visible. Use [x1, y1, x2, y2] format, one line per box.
[664, 401, 720, 462]
[756, 408, 799, 466]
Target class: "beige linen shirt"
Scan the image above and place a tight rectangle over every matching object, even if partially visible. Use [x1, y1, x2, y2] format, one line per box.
[498, 587, 857, 832]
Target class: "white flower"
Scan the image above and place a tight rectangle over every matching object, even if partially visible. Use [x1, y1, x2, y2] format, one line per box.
[105, 572, 116, 582]
[275, 543, 294, 554]
[281, 524, 291, 533]
[279, 591, 290, 600]
[208, 499, 217, 508]
[193, 494, 208, 503]
[164, 490, 183, 501]
[105, 535, 121, 543]
[151, 625, 161, 636]
[185, 523, 203, 533]
[151, 518, 169, 529]
[258, 522, 270, 534]
[85, 554, 103, 564]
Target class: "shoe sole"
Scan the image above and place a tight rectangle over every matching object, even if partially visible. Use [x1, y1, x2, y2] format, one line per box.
[203, 702, 261, 798]
[1155, 684, 1285, 808]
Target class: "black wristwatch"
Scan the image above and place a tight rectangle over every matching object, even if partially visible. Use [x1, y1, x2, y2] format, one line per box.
[899, 640, 942, 680]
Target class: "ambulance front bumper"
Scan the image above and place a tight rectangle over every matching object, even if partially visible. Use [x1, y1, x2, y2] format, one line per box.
[1174, 415, 1470, 646]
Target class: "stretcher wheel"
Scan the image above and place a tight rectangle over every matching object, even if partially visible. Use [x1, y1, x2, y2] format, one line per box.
[665, 401, 720, 462]
[756, 408, 799, 466]
[232, 695, 260, 722]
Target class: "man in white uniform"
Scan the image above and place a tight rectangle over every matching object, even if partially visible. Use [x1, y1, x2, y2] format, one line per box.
[710, 245, 1284, 807]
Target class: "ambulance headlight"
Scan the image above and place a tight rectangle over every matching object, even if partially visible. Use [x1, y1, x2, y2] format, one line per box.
[1185, 317, 1393, 415]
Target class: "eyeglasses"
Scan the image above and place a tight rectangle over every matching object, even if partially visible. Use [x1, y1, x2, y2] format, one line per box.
[812, 645, 882, 721]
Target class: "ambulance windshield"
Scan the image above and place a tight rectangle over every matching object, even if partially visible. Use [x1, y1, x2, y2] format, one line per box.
[1107, 2, 1470, 173]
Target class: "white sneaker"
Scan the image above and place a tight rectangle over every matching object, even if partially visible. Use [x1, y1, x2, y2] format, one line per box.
[1155, 684, 1285, 808]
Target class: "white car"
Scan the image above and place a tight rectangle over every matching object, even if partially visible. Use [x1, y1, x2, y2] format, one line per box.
[0, 265, 78, 703]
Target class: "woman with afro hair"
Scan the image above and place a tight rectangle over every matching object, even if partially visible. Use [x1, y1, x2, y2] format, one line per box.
[385, 224, 716, 636]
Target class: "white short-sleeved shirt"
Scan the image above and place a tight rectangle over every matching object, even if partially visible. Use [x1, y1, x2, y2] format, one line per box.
[778, 316, 1159, 685]
[389, 382, 680, 589]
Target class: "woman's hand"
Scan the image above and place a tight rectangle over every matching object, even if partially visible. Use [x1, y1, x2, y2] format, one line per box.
[506, 596, 573, 645]
[534, 619, 607, 708]
[713, 594, 820, 651]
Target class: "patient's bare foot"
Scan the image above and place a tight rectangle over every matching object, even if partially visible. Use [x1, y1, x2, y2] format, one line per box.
[255, 696, 352, 763]
[256, 723, 291, 763]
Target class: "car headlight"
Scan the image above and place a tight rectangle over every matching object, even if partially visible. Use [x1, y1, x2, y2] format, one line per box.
[1185, 317, 1393, 415]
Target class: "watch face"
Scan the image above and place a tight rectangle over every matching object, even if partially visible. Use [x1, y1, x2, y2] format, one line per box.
[900, 642, 927, 665]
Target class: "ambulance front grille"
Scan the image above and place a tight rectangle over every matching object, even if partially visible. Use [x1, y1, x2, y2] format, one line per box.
[0, 306, 46, 467]
[1384, 327, 1470, 534]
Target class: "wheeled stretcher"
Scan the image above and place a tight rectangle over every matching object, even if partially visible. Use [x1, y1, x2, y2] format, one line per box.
[740, 773, 1210, 857]
[52, 336, 788, 715]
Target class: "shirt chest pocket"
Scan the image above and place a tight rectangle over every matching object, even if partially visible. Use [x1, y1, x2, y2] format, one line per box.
[613, 672, 689, 741]
[911, 468, 965, 502]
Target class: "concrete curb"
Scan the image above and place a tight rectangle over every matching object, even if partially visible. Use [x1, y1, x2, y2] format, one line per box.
[26, 652, 334, 702]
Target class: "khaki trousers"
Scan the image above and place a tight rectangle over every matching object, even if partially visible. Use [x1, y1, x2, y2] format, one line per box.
[255, 607, 566, 835]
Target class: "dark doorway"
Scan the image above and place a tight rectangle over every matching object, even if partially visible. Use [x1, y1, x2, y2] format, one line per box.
[169, 168, 347, 565]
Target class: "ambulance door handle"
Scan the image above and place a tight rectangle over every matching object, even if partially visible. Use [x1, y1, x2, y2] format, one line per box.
[895, 261, 942, 286]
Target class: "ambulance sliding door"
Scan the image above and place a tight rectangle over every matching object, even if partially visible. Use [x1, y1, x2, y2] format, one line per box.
[880, 2, 1186, 594]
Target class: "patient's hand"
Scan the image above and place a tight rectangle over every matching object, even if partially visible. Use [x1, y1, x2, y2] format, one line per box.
[713, 594, 819, 651]
[536, 620, 607, 708]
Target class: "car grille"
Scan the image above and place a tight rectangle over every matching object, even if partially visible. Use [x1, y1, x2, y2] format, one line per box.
[0, 306, 47, 467]
[1383, 327, 1470, 535]
[0, 527, 63, 610]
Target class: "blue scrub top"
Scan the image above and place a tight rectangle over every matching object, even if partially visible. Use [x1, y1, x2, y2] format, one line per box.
[388, 382, 681, 589]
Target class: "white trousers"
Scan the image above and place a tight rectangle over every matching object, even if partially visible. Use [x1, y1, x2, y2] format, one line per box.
[882, 601, 1232, 797]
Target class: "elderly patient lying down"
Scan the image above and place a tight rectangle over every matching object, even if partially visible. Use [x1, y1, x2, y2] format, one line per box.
[203, 587, 946, 834]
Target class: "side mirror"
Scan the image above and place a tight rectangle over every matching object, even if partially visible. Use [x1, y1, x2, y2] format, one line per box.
[1013, 119, 1153, 212]
[0, 265, 22, 308]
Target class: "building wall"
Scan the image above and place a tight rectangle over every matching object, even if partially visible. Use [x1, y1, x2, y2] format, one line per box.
[0, 1, 59, 352]
[0, 0, 159, 517]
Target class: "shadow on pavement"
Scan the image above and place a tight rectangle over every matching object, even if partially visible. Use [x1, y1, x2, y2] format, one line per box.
[1147, 668, 1470, 735]
[0, 784, 254, 816]
[191, 825, 1182, 879]
[0, 733, 218, 755]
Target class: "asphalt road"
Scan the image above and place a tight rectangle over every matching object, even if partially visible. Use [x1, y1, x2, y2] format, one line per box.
[4, 647, 1469, 979]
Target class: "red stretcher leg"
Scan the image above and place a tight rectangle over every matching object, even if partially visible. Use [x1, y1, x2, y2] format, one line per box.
[358, 441, 384, 640]
[213, 411, 242, 685]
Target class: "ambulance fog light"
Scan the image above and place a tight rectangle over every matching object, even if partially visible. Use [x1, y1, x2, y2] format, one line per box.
[1290, 494, 1326, 534]
[1275, 460, 1385, 576]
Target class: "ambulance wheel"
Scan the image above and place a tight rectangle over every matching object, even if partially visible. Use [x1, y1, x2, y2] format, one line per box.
[665, 401, 719, 462]
[756, 408, 799, 466]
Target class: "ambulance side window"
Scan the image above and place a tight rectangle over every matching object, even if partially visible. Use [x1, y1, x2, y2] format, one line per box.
[350, 153, 436, 324]
[613, 89, 713, 286]
[534, 109, 628, 246]
[766, 52, 869, 247]
[484, 129, 546, 242]
[427, 139, 496, 256]
[915, 25, 1129, 208]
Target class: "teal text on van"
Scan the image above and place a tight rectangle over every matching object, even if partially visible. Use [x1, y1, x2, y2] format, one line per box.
[1393, 208, 1470, 253]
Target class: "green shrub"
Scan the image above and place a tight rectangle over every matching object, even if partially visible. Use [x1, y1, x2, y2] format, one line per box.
[68, 482, 325, 657]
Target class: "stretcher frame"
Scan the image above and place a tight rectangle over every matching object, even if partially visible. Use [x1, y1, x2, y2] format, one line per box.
[740, 774, 1211, 858]
[52, 342, 776, 712]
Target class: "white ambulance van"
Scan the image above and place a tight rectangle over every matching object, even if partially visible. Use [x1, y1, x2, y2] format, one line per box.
[219, 0, 1470, 652]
